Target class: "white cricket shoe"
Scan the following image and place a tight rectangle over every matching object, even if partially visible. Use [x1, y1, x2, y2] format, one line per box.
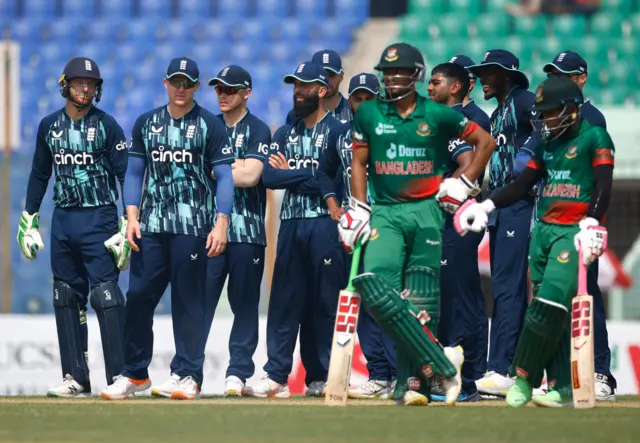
[224, 376, 244, 397]
[397, 390, 428, 406]
[441, 346, 464, 405]
[242, 375, 291, 398]
[47, 374, 91, 398]
[151, 373, 181, 398]
[475, 371, 515, 397]
[348, 380, 391, 399]
[101, 375, 151, 400]
[171, 376, 201, 400]
[595, 373, 616, 402]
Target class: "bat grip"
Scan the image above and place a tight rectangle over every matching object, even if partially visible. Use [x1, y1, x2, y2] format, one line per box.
[577, 248, 588, 295]
[345, 242, 362, 292]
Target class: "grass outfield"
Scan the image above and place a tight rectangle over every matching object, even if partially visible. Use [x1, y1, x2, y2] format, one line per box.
[0, 396, 639, 443]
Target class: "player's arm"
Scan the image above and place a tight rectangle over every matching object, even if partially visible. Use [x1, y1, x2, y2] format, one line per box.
[262, 126, 313, 189]
[350, 111, 370, 203]
[25, 119, 53, 215]
[123, 115, 148, 251]
[448, 138, 474, 178]
[457, 120, 495, 184]
[103, 117, 129, 210]
[232, 123, 270, 188]
[206, 117, 234, 217]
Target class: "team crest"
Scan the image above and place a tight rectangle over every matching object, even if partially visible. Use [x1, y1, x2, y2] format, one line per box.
[421, 365, 434, 378]
[535, 86, 543, 103]
[557, 250, 570, 263]
[416, 122, 430, 137]
[565, 145, 578, 159]
[407, 377, 421, 390]
[516, 368, 529, 380]
[369, 227, 379, 241]
[384, 47, 399, 62]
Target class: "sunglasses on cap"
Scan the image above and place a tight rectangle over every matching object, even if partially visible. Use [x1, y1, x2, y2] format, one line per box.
[215, 86, 247, 96]
[168, 77, 197, 89]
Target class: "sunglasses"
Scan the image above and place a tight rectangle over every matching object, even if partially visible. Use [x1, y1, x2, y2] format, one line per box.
[215, 86, 246, 96]
[168, 77, 197, 89]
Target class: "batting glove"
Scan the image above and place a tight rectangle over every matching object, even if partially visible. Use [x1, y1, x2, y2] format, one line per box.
[454, 199, 495, 236]
[338, 197, 371, 253]
[104, 216, 131, 270]
[16, 211, 44, 260]
[574, 217, 607, 266]
[435, 174, 481, 214]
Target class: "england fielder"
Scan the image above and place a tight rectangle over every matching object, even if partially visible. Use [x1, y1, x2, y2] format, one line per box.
[18, 57, 128, 397]
[428, 62, 490, 402]
[338, 43, 496, 406]
[467, 50, 536, 396]
[455, 76, 613, 407]
[101, 57, 234, 400]
[242, 61, 347, 398]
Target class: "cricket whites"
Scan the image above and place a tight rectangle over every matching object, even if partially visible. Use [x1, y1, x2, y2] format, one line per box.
[571, 249, 596, 408]
[325, 242, 363, 406]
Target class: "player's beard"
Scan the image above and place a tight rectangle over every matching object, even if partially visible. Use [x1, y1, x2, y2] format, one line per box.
[293, 93, 320, 118]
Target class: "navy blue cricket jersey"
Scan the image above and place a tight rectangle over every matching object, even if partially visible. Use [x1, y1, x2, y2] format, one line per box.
[285, 94, 353, 125]
[488, 87, 536, 192]
[264, 113, 347, 220]
[216, 110, 271, 245]
[130, 102, 234, 238]
[25, 106, 127, 213]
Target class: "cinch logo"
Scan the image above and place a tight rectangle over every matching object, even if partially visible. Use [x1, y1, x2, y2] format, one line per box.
[54, 149, 94, 165]
[288, 154, 319, 170]
[222, 145, 233, 155]
[448, 138, 465, 152]
[151, 145, 193, 163]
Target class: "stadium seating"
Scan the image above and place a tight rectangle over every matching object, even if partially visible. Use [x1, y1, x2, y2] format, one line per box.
[4, 0, 367, 313]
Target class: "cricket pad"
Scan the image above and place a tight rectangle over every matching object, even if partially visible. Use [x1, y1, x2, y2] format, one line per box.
[353, 272, 456, 380]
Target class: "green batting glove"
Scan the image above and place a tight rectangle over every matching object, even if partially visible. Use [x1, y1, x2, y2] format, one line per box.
[104, 216, 131, 270]
[16, 211, 45, 260]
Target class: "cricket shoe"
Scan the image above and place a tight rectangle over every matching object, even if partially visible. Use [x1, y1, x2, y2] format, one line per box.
[47, 374, 91, 398]
[171, 376, 201, 400]
[305, 381, 327, 397]
[242, 375, 291, 398]
[505, 377, 532, 408]
[595, 373, 616, 402]
[440, 345, 464, 405]
[532, 389, 573, 408]
[151, 373, 181, 398]
[224, 376, 244, 397]
[101, 375, 151, 400]
[397, 390, 428, 406]
[348, 380, 391, 399]
[475, 371, 515, 397]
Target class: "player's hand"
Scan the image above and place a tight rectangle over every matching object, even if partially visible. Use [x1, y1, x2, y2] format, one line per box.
[338, 197, 371, 253]
[574, 217, 607, 265]
[435, 175, 481, 214]
[326, 197, 345, 222]
[104, 217, 131, 270]
[454, 199, 495, 236]
[232, 159, 245, 170]
[269, 152, 288, 170]
[16, 211, 44, 260]
[126, 217, 142, 252]
[207, 214, 228, 257]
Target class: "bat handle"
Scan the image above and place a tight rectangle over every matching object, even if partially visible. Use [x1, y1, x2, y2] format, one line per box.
[577, 248, 588, 295]
[345, 242, 362, 292]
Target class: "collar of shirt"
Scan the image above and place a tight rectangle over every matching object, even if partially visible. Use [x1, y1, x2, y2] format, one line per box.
[329, 93, 347, 115]
[165, 100, 198, 121]
[63, 104, 96, 121]
[462, 99, 475, 108]
[379, 93, 426, 120]
[222, 108, 250, 129]
[293, 110, 331, 133]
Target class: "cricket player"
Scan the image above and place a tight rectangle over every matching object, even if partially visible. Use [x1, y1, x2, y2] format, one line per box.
[317, 72, 398, 399]
[19, 57, 128, 397]
[455, 76, 613, 407]
[101, 57, 235, 400]
[427, 62, 491, 402]
[338, 43, 496, 406]
[467, 50, 536, 396]
[242, 61, 347, 398]
[285, 49, 352, 125]
[543, 51, 615, 401]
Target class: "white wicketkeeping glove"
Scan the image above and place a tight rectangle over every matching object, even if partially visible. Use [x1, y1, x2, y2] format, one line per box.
[435, 174, 481, 214]
[454, 199, 495, 236]
[574, 217, 607, 266]
[338, 197, 371, 253]
[16, 211, 45, 260]
[104, 216, 131, 270]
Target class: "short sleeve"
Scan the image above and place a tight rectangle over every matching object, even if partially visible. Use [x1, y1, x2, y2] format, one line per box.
[206, 115, 235, 165]
[448, 138, 473, 161]
[245, 119, 271, 162]
[515, 90, 536, 125]
[590, 127, 615, 167]
[439, 105, 477, 141]
[526, 139, 545, 171]
[129, 114, 147, 158]
[269, 125, 289, 155]
[352, 103, 370, 149]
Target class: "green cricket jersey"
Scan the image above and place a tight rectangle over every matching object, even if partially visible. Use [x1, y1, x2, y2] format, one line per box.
[352, 94, 474, 204]
[527, 121, 615, 225]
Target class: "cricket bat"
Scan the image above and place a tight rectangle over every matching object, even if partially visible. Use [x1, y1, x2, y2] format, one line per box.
[325, 241, 363, 407]
[571, 249, 596, 409]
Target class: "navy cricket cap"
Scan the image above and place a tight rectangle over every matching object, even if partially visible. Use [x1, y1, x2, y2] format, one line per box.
[448, 55, 476, 79]
[61, 57, 103, 84]
[208, 65, 252, 88]
[312, 49, 343, 74]
[166, 57, 199, 82]
[283, 61, 329, 87]
[348, 73, 380, 95]
[468, 49, 529, 89]
[543, 51, 588, 76]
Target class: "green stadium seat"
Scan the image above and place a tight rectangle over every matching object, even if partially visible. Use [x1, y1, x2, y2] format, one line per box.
[616, 39, 640, 60]
[513, 15, 548, 37]
[551, 15, 588, 39]
[608, 61, 638, 87]
[629, 13, 640, 35]
[485, 0, 511, 13]
[534, 37, 564, 62]
[436, 13, 472, 38]
[592, 85, 630, 106]
[450, 37, 486, 62]
[499, 36, 533, 62]
[409, 0, 446, 14]
[417, 39, 451, 66]
[400, 15, 429, 40]
[448, 0, 482, 15]
[601, 0, 633, 15]
[568, 36, 613, 65]
[471, 13, 510, 37]
[590, 12, 624, 37]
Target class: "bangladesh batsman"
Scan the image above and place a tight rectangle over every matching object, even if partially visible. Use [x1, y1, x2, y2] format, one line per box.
[19, 57, 128, 397]
[338, 43, 496, 406]
[455, 76, 613, 407]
